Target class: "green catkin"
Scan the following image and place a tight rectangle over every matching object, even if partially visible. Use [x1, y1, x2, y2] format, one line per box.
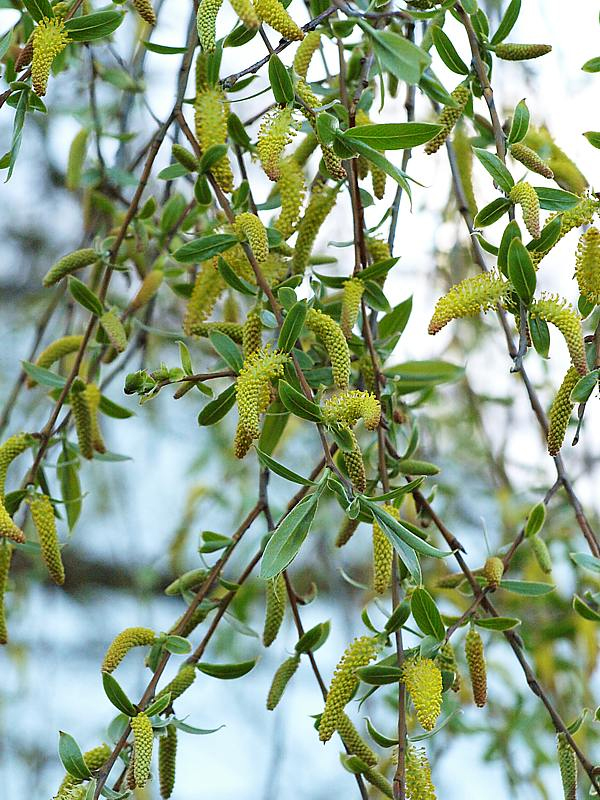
[362, 768, 394, 798]
[357, 354, 377, 395]
[172, 143, 198, 172]
[229, 0, 260, 27]
[292, 182, 340, 274]
[340, 278, 365, 339]
[196, 0, 223, 51]
[266, 653, 300, 710]
[533, 196, 598, 267]
[223, 292, 240, 322]
[547, 366, 579, 456]
[292, 132, 319, 166]
[495, 43, 552, 60]
[0, 541, 12, 644]
[529, 294, 587, 376]
[453, 125, 477, 217]
[253, 0, 304, 40]
[158, 724, 177, 799]
[129, 269, 163, 311]
[402, 658, 443, 731]
[130, 712, 153, 788]
[169, 602, 212, 637]
[524, 127, 588, 195]
[372, 166, 387, 200]
[335, 516, 360, 548]
[56, 744, 112, 796]
[0, 433, 31, 501]
[263, 572, 286, 646]
[428, 270, 508, 335]
[336, 712, 377, 765]
[557, 732, 577, 800]
[342, 430, 367, 493]
[425, 85, 470, 155]
[183, 259, 226, 334]
[29, 494, 64, 585]
[0, 503, 25, 544]
[234, 212, 269, 262]
[66, 129, 89, 191]
[29, 335, 84, 387]
[194, 85, 234, 193]
[99, 311, 127, 353]
[242, 311, 263, 357]
[157, 664, 197, 703]
[31, 17, 70, 96]
[406, 744, 437, 800]
[83, 383, 106, 454]
[366, 236, 391, 264]
[372, 504, 396, 594]
[483, 556, 504, 589]
[189, 321, 245, 343]
[436, 642, 460, 692]
[465, 628, 487, 707]
[322, 390, 382, 430]
[275, 156, 305, 238]
[296, 79, 346, 180]
[509, 142, 553, 179]
[509, 182, 541, 238]
[257, 107, 299, 181]
[132, 0, 156, 25]
[531, 534, 553, 574]
[319, 635, 378, 742]
[305, 308, 351, 389]
[293, 30, 321, 78]
[575, 226, 600, 304]
[43, 248, 97, 287]
[101, 627, 156, 673]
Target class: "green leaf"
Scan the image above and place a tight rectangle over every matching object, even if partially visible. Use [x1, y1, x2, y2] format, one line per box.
[582, 56, 600, 73]
[268, 54, 294, 104]
[367, 477, 424, 502]
[22, 0, 53, 21]
[499, 579, 554, 596]
[164, 635, 192, 655]
[295, 620, 330, 653]
[343, 122, 444, 150]
[0, 29, 13, 62]
[573, 595, 600, 622]
[525, 501, 546, 538]
[337, 132, 412, 196]
[384, 359, 464, 394]
[507, 98, 529, 144]
[316, 112, 339, 147]
[365, 717, 398, 747]
[528, 316, 550, 358]
[431, 26, 469, 75]
[255, 448, 316, 486]
[58, 445, 82, 531]
[507, 238, 536, 304]
[360, 24, 431, 85]
[101, 672, 137, 716]
[474, 197, 511, 227]
[21, 361, 67, 389]
[356, 664, 403, 685]
[144, 693, 172, 717]
[174, 234, 238, 263]
[369, 502, 449, 559]
[411, 588, 445, 640]
[278, 301, 307, 352]
[196, 659, 257, 679]
[58, 732, 92, 780]
[570, 552, 600, 574]
[64, 11, 124, 41]
[527, 215, 562, 253]
[384, 600, 411, 634]
[258, 400, 289, 455]
[473, 147, 514, 194]
[209, 331, 243, 373]
[362, 279, 391, 313]
[584, 131, 600, 150]
[379, 297, 412, 340]
[142, 41, 188, 54]
[260, 494, 319, 578]
[6, 90, 28, 182]
[228, 113, 252, 149]
[217, 256, 257, 296]
[534, 187, 580, 211]
[570, 370, 599, 404]
[158, 163, 189, 181]
[197, 384, 237, 426]
[490, 0, 521, 44]
[99, 395, 134, 419]
[278, 380, 323, 422]
[172, 720, 225, 735]
[199, 144, 229, 175]
[68, 276, 104, 316]
[474, 616, 521, 631]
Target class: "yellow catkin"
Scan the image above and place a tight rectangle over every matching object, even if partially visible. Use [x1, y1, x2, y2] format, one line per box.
[363, 769, 394, 798]
[0, 541, 12, 644]
[56, 744, 112, 796]
[292, 182, 340, 274]
[183, 259, 226, 334]
[305, 308, 351, 389]
[257, 106, 299, 181]
[158, 724, 177, 799]
[533, 196, 598, 268]
[547, 366, 579, 456]
[129, 269, 164, 312]
[465, 628, 487, 707]
[99, 311, 127, 353]
[529, 294, 587, 376]
[509, 142, 553, 179]
[428, 270, 507, 335]
[509, 182, 540, 239]
[0, 503, 25, 544]
[29, 335, 84, 387]
[336, 712, 377, 765]
[0, 432, 31, 501]
[406, 744, 437, 800]
[130, 712, 153, 788]
[66, 129, 89, 191]
[157, 663, 197, 703]
[189, 321, 244, 343]
[242, 311, 262, 357]
[483, 556, 504, 589]
[196, 0, 224, 51]
[319, 635, 378, 742]
[335, 516, 360, 548]
[229, 0, 260, 26]
[169, 603, 211, 638]
[234, 212, 269, 262]
[402, 658, 442, 731]
[266, 653, 300, 709]
[340, 278, 365, 339]
[436, 642, 460, 691]
[132, 0, 157, 25]
[372, 504, 396, 594]
[575, 226, 600, 304]
[101, 627, 156, 673]
[253, 0, 304, 40]
[531, 534, 553, 574]
[453, 124, 477, 217]
[82, 383, 106, 454]
[495, 43, 552, 60]
[296, 79, 345, 180]
[263, 572, 286, 647]
[372, 166, 387, 200]
[31, 17, 70, 96]
[29, 494, 64, 585]
[322, 390, 381, 430]
[342, 430, 367, 493]
[194, 85, 234, 192]
[43, 248, 97, 287]
[366, 236, 391, 264]
[557, 732, 577, 800]
[425, 85, 470, 155]
[293, 30, 321, 78]
[275, 156, 305, 239]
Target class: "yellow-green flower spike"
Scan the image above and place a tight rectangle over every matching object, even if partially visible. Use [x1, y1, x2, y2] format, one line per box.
[229, 0, 260, 27]
[509, 142, 553, 179]
[0, 541, 12, 644]
[362, 768, 394, 798]
[29, 335, 83, 387]
[189, 321, 244, 343]
[172, 143, 198, 172]
[547, 366, 579, 456]
[293, 30, 321, 78]
[402, 658, 442, 731]
[509, 182, 540, 239]
[428, 270, 507, 335]
[292, 182, 340, 274]
[322, 390, 381, 430]
[406, 744, 437, 800]
[66, 129, 89, 191]
[257, 107, 299, 181]
[341, 278, 365, 339]
[100, 312, 127, 353]
[82, 383, 106, 455]
[533, 196, 598, 267]
[132, 0, 157, 25]
[43, 248, 97, 287]
[242, 311, 262, 357]
[275, 156, 305, 239]
[296, 79, 346, 180]
[158, 724, 177, 799]
[196, 0, 224, 51]
[557, 732, 577, 800]
[31, 17, 70, 96]
[366, 236, 391, 264]
[183, 259, 226, 334]
[170, 603, 211, 638]
[465, 628, 487, 707]
[157, 663, 197, 703]
[425, 85, 470, 155]
[129, 269, 163, 312]
[483, 556, 504, 589]
[235, 212, 269, 262]
[342, 430, 367, 493]
[29, 494, 64, 585]
[436, 642, 460, 691]
[0, 432, 31, 501]
[101, 626, 156, 673]
[336, 712, 377, 766]
[372, 504, 396, 594]
[453, 124, 477, 218]
[130, 711, 153, 788]
[194, 86, 234, 192]
[305, 308, 350, 389]
[575, 226, 600, 305]
[266, 653, 300, 710]
[0, 503, 25, 544]
[263, 572, 286, 647]
[56, 744, 112, 796]
[531, 534, 552, 574]
[292, 132, 318, 166]
[319, 635, 378, 742]
[253, 0, 304, 41]
[529, 294, 587, 376]
[371, 166, 387, 200]
[495, 43, 552, 60]
[335, 516, 360, 548]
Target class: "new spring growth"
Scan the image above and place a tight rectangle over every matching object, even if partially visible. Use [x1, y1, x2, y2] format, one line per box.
[557, 732, 577, 800]
[263, 572, 286, 647]
[547, 366, 579, 456]
[305, 308, 351, 389]
[293, 31, 321, 79]
[157, 664, 197, 703]
[531, 534, 552, 574]
[509, 182, 541, 239]
[230, 0, 259, 28]
[196, 0, 223, 51]
[130, 712, 153, 788]
[257, 106, 299, 181]
[341, 278, 365, 339]
[266, 653, 300, 710]
[31, 17, 70, 96]
[509, 143, 553, 179]
[529, 294, 587, 376]
[0, 503, 25, 544]
[494, 43, 552, 60]
[425, 85, 470, 155]
[339, 431, 367, 492]
[319, 636, 378, 742]
[406, 744, 437, 800]
[355, 110, 387, 198]
[195, 84, 234, 193]
[292, 182, 340, 274]
[483, 556, 504, 589]
[234, 212, 269, 262]
[428, 271, 507, 335]
[132, 0, 157, 25]
[0, 432, 31, 501]
[101, 626, 156, 672]
[56, 744, 112, 797]
[366, 236, 391, 264]
[253, 0, 304, 41]
[29, 335, 84, 387]
[275, 156, 305, 239]
[465, 628, 487, 707]
[0, 541, 12, 645]
[436, 642, 460, 691]
[159, 724, 177, 799]
[297, 83, 345, 181]
[372, 504, 397, 594]
[28, 494, 64, 585]
[402, 658, 443, 731]
[43, 248, 97, 287]
[575, 226, 600, 305]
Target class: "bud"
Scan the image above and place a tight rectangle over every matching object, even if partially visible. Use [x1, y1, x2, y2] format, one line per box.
[156, 664, 197, 703]
[531, 534, 553, 574]
[509, 181, 540, 239]
[29, 335, 83, 387]
[254, 0, 304, 41]
[483, 556, 504, 589]
[357, 354, 377, 395]
[158, 724, 177, 799]
[101, 626, 156, 673]
[372, 504, 396, 594]
[0, 541, 12, 645]
[275, 156, 305, 239]
[406, 744, 437, 800]
[292, 181, 340, 274]
[28, 494, 64, 585]
[31, 17, 70, 96]
[234, 212, 269, 262]
[189, 321, 244, 343]
[266, 653, 300, 710]
[263, 572, 286, 647]
[335, 516, 360, 548]
[509, 142, 553, 179]
[15, 38, 34, 71]
[402, 658, 442, 731]
[547, 366, 579, 456]
[529, 294, 587, 376]
[242, 311, 263, 358]
[43, 248, 97, 287]
[130, 712, 154, 788]
[340, 278, 365, 339]
[575, 226, 600, 305]
[465, 628, 487, 707]
[196, 0, 224, 52]
[194, 86, 234, 193]
[495, 43, 552, 60]
[425, 85, 470, 155]
[0, 432, 31, 501]
[428, 271, 507, 335]
[293, 30, 321, 78]
[132, 0, 157, 25]
[306, 308, 351, 389]
[556, 732, 577, 800]
[436, 642, 460, 692]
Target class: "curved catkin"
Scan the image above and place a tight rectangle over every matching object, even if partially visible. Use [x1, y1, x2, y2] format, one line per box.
[253, 0, 304, 41]
[509, 142, 553, 179]
[533, 196, 598, 267]
[101, 627, 156, 673]
[0, 541, 12, 644]
[292, 182, 340, 274]
[531, 534, 553, 574]
[557, 732, 577, 800]
[529, 295, 587, 376]
[372, 504, 396, 594]
[335, 516, 360, 548]
[305, 308, 350, 389]
[183, 259, 226, 334]
[342, 430, 367, 493]
[483, 556, 504, 589]
[82, 383, 106, 454]
[465, 628, 487, 707]
[266, 653, 300, 710]
[129, 269, 164, 312]
[547, 366, 579, 456]
[0, 503, 25, 544]
[340, 278, 365, 339]
[172, 143, 198, 172]
[575, 226, 600, 304]
[43, 248, 98, 287]
[194, 86, 234, 193]
[495, 43, 552, 60]
[157, 663, 197, 703]
[66, 129, 89, 191]
[234, 212, 269, 262]
[29, 335, 84, 387]
[263, 572, 286, 646]
[319, 635, 377, 742]
[453, 125, 477, 217]
[132, 0, 157, 25]
[29, 494, 64, 585]
[293, 30, 321, 78]
[509, 182, 540, 239]
[322, 390, 381, 430]
[130, 712, 153, 788]
[428, 271, 507, 335]
[0, 432, 31, 501]
[425, 85, 470, 155]
[257, 107, 299, 181]
[402, 658, 443, 731]
[275, 156, 305, 239]
[99, 311, 127, 353]
[189, 321, 244, 343]
[31, 17, 70, 96]
[158, 724, 177, 799]
[406, 744, 437, 800]
[196, 0, 224, 51]
[229, 0, 260, 27]
[336, 712, 377, 766]
[436, 642, 460, 692]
